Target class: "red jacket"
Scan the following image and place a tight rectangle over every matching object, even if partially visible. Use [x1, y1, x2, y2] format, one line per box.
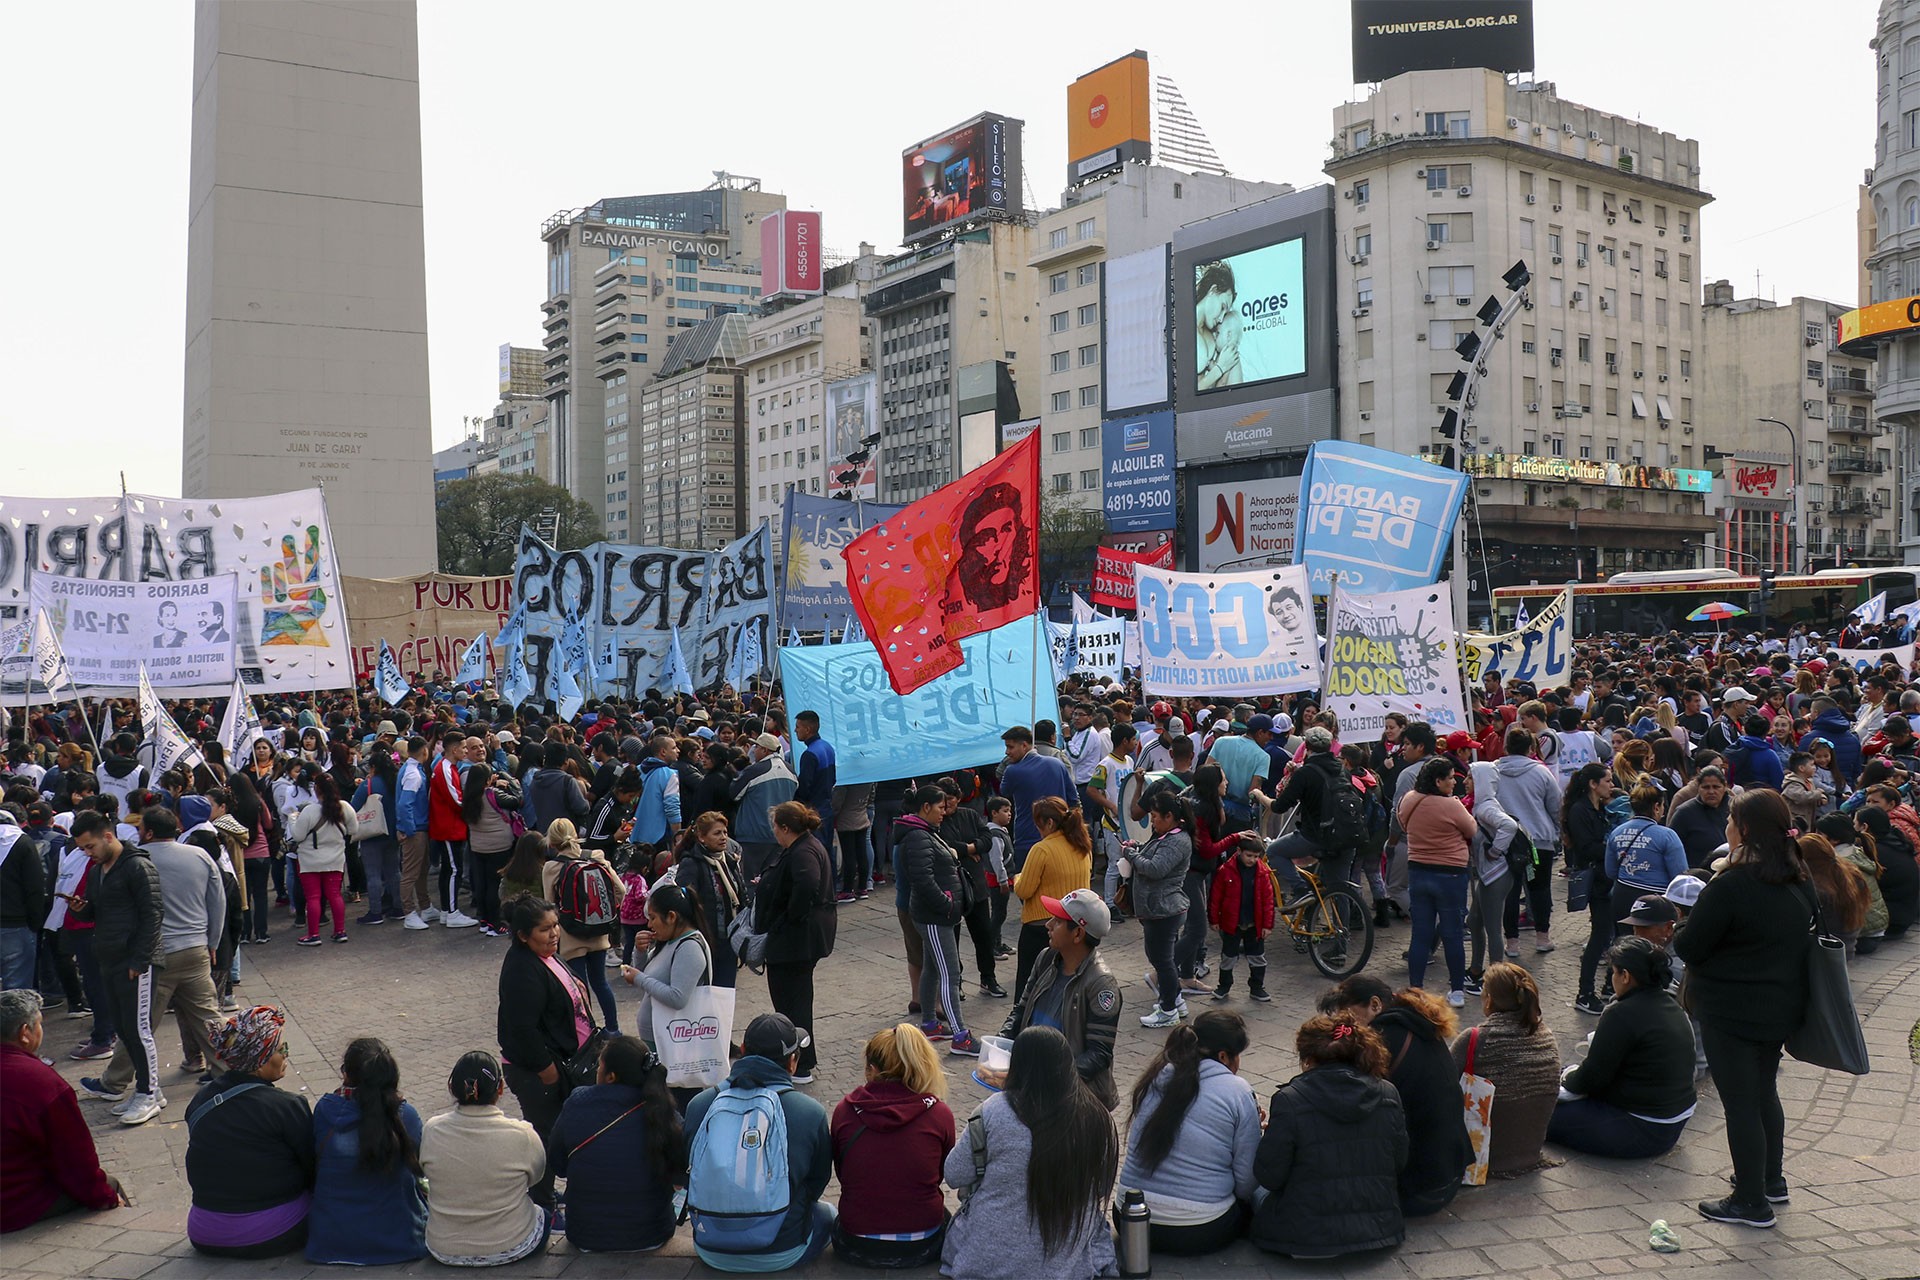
[1210, 856, 1279, 938]
[427, 755, 468, 841]
[1, 1043, 118, 1231]
[830, 1079, 956, 1237]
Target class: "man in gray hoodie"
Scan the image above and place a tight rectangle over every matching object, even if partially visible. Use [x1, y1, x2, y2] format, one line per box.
[97, 806, 225, 1098]
[1492, 729, 1561, 875]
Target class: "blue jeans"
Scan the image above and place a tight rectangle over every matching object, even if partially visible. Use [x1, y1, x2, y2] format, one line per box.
[0, 926, 36, 992]
[1407, 863, 1468, 992]
[360, 836, 400, 917]
[1546, 1098, 1686, 1158]
[566, 954, 620, 1035]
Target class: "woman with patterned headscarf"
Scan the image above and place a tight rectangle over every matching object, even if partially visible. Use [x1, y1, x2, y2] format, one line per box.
[183, 1005, 316, 1258]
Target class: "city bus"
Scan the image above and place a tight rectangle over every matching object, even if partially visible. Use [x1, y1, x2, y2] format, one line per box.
[1489, 568, 1920, 636]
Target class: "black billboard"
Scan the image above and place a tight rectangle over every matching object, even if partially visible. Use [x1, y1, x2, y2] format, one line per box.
[1351, 1, 1535, 81]
[902, 114, 1025, 244]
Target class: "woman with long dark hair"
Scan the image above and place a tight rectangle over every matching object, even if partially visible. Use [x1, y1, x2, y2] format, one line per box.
[351, 744, 402, 925]
[674, 812, 745, 991]
[1674, 789, 1816, 1228]
[942, 1026, 1118, 1278]
[495, 893, 587, 1210]
[547, 1035, 683, 1252]
[618, 882, 714, 1110]
[1119, 1011, 1260, 1254]
[1546, 936, 1696, 1159]
[289, 772, 352, 946]
[462, 763, 523, 937]
[1561, 761, 1618, 1017]
[758, 801, 840, 1076]
[306, 1037, 427, 1264]
[1399, 756, 1477, 1004]
[230, 769, 276, 943]
[1855, 805, 1918, 938]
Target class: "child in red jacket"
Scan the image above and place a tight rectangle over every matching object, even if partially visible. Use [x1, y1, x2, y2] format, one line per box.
[1209, 834, 1280, 1003]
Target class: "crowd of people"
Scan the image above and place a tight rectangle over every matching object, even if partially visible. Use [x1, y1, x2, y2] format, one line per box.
[0, 609, 1913, 1270]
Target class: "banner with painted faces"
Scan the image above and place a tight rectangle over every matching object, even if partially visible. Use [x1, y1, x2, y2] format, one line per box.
[1294, 441, 1468, 596]
[1460, 587, 1573, 689]
[1322, 582, 1467, 738]
[1132, 563, 1321, 698]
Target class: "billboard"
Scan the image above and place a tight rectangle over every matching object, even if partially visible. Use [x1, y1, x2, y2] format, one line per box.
[1068, 51, 1152, 185]
[826, 374, 880, 499]
[1101, 411, 1176, 533]
[1351, 1, 1535, 81]
[1103, 246, 1171, 414]
[1727, 459, 1787, 503]
[1173, 187, 1337, 465]
[1197, 474, 1300, 572]
[759, 210, 823, 299]
[902, 114, 1024, 243]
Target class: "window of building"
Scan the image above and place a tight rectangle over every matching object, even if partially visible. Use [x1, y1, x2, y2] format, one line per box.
[1079, 385, 1099, 407]
[1077, 217, 1097, 240]
[1049, 351, 1070, 373]
[1654, 297, 1668, 327]
[1050, 227, 1070, 249]
[1428, 265, 1473, 296]
[1354, 230, 1372, 257]
[1051, 391, 1071, 413]
[1355, 276, 1373, 307]
[1356, 381, 1375, 411]
[1352, 123, 1373, 148]
[1051, 473, 1071, 493]
[1807, 360, 1824, 382]
[1077, 264, 1097, 287]
[1518, 219, 1534, 250]
[1356, 329, 1374, 360]
[1079, 344, 1098, 367]
[1679, 351, 1692, 378]
[1577, 335, 1591, 363]
[1429, 319, 1457, 346]
[1426, 165, 1450, 190]
[1049, 311, 1069, 333]
[1353, 179, 1370, 203]
[1426, 220, 1450, 245]
[1080, 469, 1099, 490]
[1907, 109, 1920, 150]
[1049, 271, 1069, 294]
[1080, 426, 1099, 449]
[1078, 303, 1099, 326]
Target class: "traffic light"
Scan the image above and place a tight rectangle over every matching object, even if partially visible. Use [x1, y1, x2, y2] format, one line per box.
[1758, 568, 1777, 606]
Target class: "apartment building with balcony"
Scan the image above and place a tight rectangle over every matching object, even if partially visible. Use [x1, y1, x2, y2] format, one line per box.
[538, 177, 783, 529]
[618, 313, 749, 548]
[1699, 287, 1898, 568]
[1326, 69, 1714, 585]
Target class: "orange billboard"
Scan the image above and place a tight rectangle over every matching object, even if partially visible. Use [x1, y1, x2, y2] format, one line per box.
[1836, 294, 1920, 353]
[1067, 51, 1152, 185]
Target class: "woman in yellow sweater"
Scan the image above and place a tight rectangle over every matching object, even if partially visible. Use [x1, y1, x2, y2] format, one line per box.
[1011, 796, 1093, 1003]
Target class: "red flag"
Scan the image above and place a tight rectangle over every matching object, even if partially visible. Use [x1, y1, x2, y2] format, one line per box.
[1091, 541, 1175, 611]
[842, 432, 1041, 694]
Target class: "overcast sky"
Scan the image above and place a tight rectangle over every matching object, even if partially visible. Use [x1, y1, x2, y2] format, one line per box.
[1, 0, 1877, 498]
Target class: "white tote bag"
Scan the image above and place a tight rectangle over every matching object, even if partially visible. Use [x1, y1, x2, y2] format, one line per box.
[649, 935, 735, 1089]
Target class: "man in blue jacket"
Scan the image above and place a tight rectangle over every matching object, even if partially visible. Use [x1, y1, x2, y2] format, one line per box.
[683, 1013, 833, 1272]
[630, 734, 684, 850]
[998, 726, 1076, 870]
[1729, 715, 1785, 792]
[793, 711, 836, 839]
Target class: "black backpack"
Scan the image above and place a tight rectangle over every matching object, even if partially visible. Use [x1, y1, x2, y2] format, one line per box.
[1316, 768, 1371, 851]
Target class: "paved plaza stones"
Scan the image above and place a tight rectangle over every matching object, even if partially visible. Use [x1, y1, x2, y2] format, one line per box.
[4, 895, 1918, 1280]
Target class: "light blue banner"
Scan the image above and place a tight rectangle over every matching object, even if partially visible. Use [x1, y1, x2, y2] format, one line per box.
[778, 612, 1049, 785]
[1295, 441, 1469, 596]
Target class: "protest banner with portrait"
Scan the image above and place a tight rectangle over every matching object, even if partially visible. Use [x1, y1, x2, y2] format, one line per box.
[1132, 563, 1321, 698]
[30, 574, 238, 690]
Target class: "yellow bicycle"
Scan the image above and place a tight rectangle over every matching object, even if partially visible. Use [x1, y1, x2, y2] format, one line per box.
[1277, 866, 1375, 979]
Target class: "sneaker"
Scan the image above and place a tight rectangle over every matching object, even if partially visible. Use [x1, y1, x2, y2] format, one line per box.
[251, 933, 271, 944]
[297, 935, 323, 946]
[1247, 984, 1272, 1003]
[402, 912, 429, 930]
[1534, 934, 1556, 954]
[1728, 1176, 1791, 1205]
[181, 1056, 207, 1073]
[1140, 1005, 1181, 1028]
[1697, 1196, 1776, 1229]
[918, 1020, 953, 1042]
[606, 951, 624, 966]
[1463, 976, 1484, 996]
[419, 907, 442, 923]
[119, 1093, 165, 1126]
[789, 1072, 816, 1085]
[79, 1077, 130, 1102]
[1573, 993, 1606, 1016]
[835, 892, 856, 904]
[358, 913, 386, 926]
[995, 944, 1014, 958]
[857, 893, 870, 901]
[1448, 989, 1467, 1008]
[65, 1003, 93, 1019]
[1209, 983, 1233, 1003]
[70, 1041, 114, 1061]
[442, 910, 481, 929]
[217, 997, 239, 1014]
[1193, 961, 1209, 979]
[333, 932, 349, 943]
[980, 983, 1008, 998]
[949, 1032, 982, 1057]
[110, 1090, 163, 1117]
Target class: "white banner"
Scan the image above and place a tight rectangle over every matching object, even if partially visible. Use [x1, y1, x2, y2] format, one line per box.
[217, 672, 264, 765]
[1047, 617, 1125, 683]
[0, 612, 79, 703]
[1829, 643, 1916, 675]
[31, 575, 237, 690]
[0, 488, 353, 694]
[1323, 582, 1467, 738]
[1460, 587, 1574, 689]
[373, 639, 411, 706]
[1132, 563, 1320, 698]
[138, 664, 205, 775]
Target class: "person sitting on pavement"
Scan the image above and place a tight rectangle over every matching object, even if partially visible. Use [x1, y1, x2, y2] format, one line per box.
[1318, 976, 1472, 1218]
[1448, 963, 1561, 1177]
[0, 989, 129, 1234]
[306, 1037, 427, 1266]
[419, 1050, 549, 1267]
[941, 1025, 1119, 1280]
[1251, 1013, 1408, 1260]
[184, 1005, 316, 1259]
[684, 1013, 835, 1273]
[547, 1035, 683, 1254]
[830, 1022, 957, 1269]
[1545, 936, 1697, 1159]
[997, 888, 1122, 1110]
[1119, 1010, 1262, 1254]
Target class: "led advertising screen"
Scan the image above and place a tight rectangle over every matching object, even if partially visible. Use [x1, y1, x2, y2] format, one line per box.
[1067, 51, 1152, 185]
[1190, 239, 1306, 394]
[902, 114, 1024, 243]
[1172, 187, 1337, 466]
[1351, 1, 1535, 82]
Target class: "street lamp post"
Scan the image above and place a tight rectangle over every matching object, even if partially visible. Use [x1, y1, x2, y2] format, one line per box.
[1756, 416, 1802, 575]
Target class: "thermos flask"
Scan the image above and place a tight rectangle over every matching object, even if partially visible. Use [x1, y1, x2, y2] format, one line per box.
[1116, 1188, 1152, 1278]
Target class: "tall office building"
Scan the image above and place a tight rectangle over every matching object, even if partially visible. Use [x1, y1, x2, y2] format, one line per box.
[743, 283, 876, 536]
[1327, 69, 1714, 584]
[539, 176, 784, 528]
[617, 314, 749, 547]
[1031, 164, 1293, 506]
[1698, 287, 1895, 569]
[1865, 0, 1920, 564]
[182, 0, 436, 576]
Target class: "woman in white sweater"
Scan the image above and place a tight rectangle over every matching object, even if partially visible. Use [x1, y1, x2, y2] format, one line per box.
[418, 1051, 548, 1267]
[287, 773, 352, 945]
[618, 882, 718, 1107]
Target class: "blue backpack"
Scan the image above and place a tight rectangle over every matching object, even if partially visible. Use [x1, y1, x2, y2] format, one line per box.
[687, 1082, 791, 1254]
